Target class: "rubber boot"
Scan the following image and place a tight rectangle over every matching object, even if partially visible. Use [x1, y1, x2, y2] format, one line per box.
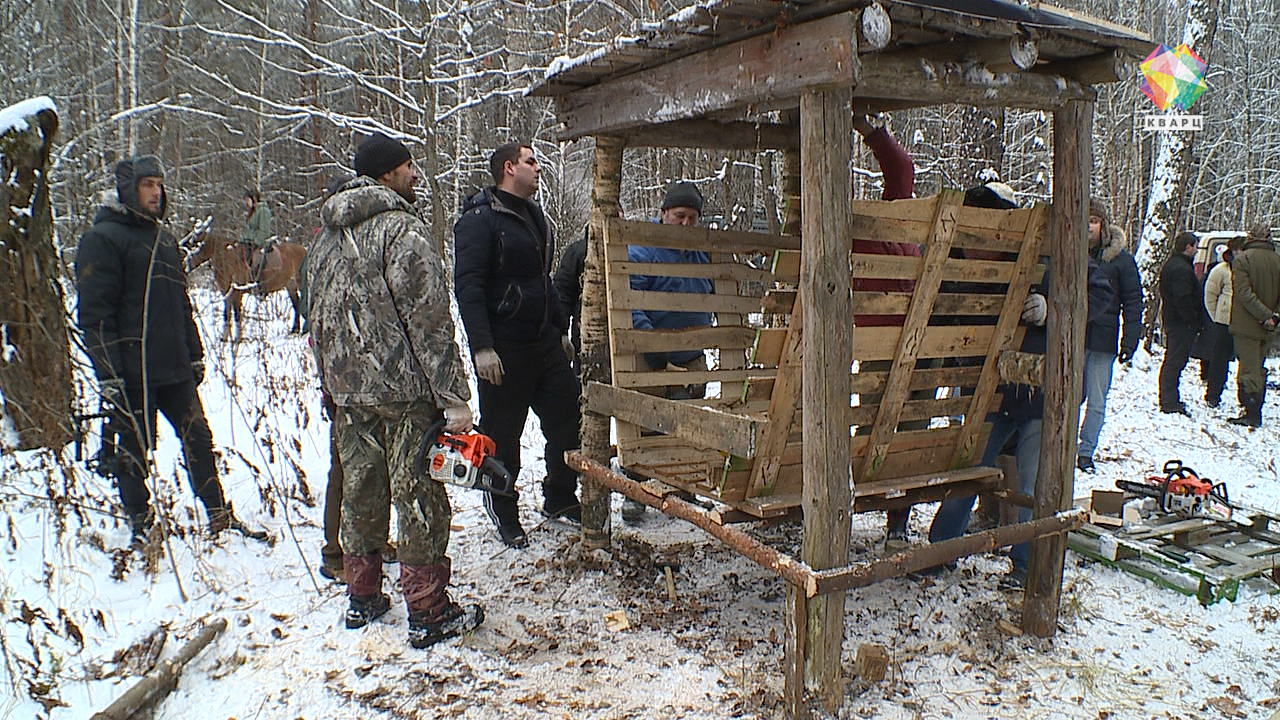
[1229, 392, 1263, 428]
[402, 559, 483, 649]
[344, 554, 390, 629]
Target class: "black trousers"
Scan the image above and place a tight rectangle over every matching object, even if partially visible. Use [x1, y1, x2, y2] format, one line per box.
[113, 380, 226, 519]
[1200, 321, 1234, 403]
[478, 334, 581, 522]
[1159, 323, 1198, 409]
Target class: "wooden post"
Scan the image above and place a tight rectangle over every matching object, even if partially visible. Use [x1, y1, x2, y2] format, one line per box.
[798, 88, 855, 711]
[579, 135, 624, 550]
[1024, 100, 1092, 636]
[91, 617, 227, 720]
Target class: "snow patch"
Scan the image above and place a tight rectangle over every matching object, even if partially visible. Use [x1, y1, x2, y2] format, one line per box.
[0, 96, 57, 136]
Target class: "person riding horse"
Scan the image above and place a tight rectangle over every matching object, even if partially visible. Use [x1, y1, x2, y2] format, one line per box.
[240, 188, 273, 281]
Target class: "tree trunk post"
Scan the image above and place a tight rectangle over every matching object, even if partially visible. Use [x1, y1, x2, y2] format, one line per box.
[1025, 99, 1092, 637]
[797, 88, 855, 711]
[579, 135, 623, 550]
[0, 100, 71, 452]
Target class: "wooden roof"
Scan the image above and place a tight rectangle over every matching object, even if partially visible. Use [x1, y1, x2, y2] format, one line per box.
[531, 0, 1152, 141]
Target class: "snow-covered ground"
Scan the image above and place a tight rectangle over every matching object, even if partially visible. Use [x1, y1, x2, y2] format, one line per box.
[3, 287, 1278, 720]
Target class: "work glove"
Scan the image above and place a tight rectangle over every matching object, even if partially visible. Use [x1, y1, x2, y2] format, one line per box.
[561, 334, 575, 361]
[100, 377, 127, 409]
[665, 361, 688, 372]
[1021, 293, 1047, 326]
[191, 359, 205, 385]
[474, 348, 504, 386]
[1117, 349, 1133, 365]
[443, 405, 473, 433]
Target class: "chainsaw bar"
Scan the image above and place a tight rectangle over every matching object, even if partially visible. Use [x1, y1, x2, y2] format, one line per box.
[1115, 459, 1233, 522]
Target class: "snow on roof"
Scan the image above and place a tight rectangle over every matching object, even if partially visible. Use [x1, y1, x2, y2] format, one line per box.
[0, 96, 57, 136]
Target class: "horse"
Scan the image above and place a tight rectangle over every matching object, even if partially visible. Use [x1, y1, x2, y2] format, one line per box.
[186, 233, 307, 341]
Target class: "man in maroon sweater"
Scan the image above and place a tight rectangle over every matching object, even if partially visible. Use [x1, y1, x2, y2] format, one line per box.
[850, 114, 922, 550]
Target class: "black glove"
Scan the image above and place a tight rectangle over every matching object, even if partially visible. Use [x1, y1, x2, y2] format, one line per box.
[191, 359, 205, 385]
[1117, 349, 1132, 365]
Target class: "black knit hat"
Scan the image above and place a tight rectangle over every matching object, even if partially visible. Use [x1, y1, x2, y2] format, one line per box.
[661, 181, 703, 213]
[354, 134, 411, 179]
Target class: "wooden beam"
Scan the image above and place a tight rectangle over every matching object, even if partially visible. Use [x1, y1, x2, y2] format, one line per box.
[580, 135, 625, 549]
[555, 12, 860, 140]
[809, 509, 1087, 595]
[612, 326, 757, 354]
[906, 37, 1040, 72]
[1035, 49, 1137, 86]
[609, 216, 801, 254]
[998, 349, 1045, 387]
[619, 119, 800, 151]
[582, 381, 758, 457]
[1025, 99, 1092, 638]
[854, 50, 1097, 110]
[799, 87, 854, 711]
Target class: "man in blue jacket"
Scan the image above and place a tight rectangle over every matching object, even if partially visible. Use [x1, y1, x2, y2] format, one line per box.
[1077, 197, 1143, 472]
[453, 143, 580, 548]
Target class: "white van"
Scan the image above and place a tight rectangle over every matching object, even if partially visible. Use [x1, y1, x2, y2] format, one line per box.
[1191, 230, 1248, 279]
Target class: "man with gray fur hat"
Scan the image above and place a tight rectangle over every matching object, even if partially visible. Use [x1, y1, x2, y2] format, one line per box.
[76, 155, 266, 544]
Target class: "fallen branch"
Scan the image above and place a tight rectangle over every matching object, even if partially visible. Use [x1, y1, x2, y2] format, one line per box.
[90, 617, 227, 720]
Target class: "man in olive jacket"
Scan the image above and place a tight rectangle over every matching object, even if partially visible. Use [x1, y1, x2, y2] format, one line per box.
[307, 133, 482, 647]
[1228, 224, 1280, 427]
[76, 155, 262, 542]
[1157, 232, 1203, 415]
[453, 142, 581, 549]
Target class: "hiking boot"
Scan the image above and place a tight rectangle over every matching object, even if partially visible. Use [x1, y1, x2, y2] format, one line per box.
[319, 555, 345, 583]
[1076, 456, 1096, 473]
[127, 509, 155, 546]
[884, 528, 910, 552]
[207, 505, 269, 541]
[483, 493, 527, 548]
[1205, 395, 1221, 408]
[998, 566, 1027, 591]
[542, 498, 582, 525]
[621, 498, 648, 524]
[345, 593, 391, 629]
[1160, 404, 1191, 417]
[381, 542, 398, 564]
[408, 601, 484, 649]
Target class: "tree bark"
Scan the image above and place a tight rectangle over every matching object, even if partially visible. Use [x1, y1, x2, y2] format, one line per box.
[90, 617, 227, 720]
[0, 102, 71, 452]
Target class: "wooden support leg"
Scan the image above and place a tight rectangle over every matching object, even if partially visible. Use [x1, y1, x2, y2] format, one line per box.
[784, 584, 808, 719]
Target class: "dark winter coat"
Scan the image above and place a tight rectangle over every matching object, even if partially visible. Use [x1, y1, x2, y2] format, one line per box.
[996, 256, 1115, 420]
[1159, 252, 1203, 331]
[305, 176, 470, 409]
[76, 195, 202, 389]
[1230, 239, 1280, 341]
[453, 187, 566, 350]
[553, 234, 586, 332]
[1086, 225, 1143, 356]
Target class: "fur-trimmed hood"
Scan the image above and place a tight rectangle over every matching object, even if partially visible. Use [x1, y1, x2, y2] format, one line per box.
[1093, 223, 1128, 263]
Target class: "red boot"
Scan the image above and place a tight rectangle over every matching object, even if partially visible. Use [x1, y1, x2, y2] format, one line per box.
[401, 559, 483, 648]
[344, 554, 389, 629]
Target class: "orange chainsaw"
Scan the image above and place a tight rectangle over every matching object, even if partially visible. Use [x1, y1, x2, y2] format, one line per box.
[1115, 459, 1232, 521]
[415, 419, 515, 497]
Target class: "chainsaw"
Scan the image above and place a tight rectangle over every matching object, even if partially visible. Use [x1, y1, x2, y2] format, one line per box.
[1115, 459, 1232, 522]
[414, 419, 515, 497]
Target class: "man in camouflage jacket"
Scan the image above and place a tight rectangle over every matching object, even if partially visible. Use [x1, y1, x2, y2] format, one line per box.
[1228, 224, 1280, 427]
[306, 133, 482, 648]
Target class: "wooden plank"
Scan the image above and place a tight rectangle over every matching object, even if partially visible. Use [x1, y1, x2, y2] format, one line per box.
[748, 364, 986, 402]
[556, 13, 861, 139]
[611, 260, 775, 283]
[615, 367, 771, 389]
[583, 381, 758, 457]
[753, 325, 1007, 366]
[613, 326, 757, 354]
[949, 202, 1048, 468]
[1025, 100, 1092, 638]
[612, 287, 766, 315]
[609, 216, 801, 254]
[714, 248, 748, 424]
[858, 190, 963, 483]
[854, 48, 1097, 110]
[621, 119, 800, 151]
[604, 211, 645, 470]
[748, 293, 804, 498]
[799, 87, 853, 710]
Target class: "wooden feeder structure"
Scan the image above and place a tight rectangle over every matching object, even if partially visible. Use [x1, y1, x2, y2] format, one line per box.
[534, 0, 1150, 713]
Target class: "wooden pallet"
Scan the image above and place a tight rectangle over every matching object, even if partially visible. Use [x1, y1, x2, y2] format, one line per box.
[1067, 507, 1280, 605]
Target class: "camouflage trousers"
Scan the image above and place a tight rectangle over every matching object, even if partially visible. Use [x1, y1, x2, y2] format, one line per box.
[336, 401, 451, 566]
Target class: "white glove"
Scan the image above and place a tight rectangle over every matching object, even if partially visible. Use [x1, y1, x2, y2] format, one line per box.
[664, 361, 688, 372]
[474, 348, 504, 386]
[561, 334, 575, 361]
[443, 405, 473, 433]
[1021, 293, 1047, 326]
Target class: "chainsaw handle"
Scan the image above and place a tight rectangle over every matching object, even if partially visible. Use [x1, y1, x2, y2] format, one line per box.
[414, 417, 448, 476]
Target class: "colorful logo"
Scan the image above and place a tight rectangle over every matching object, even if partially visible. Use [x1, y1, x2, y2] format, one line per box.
[1140, 44, 1208, 111]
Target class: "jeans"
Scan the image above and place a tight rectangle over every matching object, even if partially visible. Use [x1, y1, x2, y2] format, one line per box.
[1078, 349, 1115, 459]
[929, 414, 1042, 570]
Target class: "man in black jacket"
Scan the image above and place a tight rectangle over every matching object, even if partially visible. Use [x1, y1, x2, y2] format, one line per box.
[1157, 232, 1203, 415]
[76, 156, 264, 542]
[1077, 197, 1144, 472]
[453, 142, 580, 548]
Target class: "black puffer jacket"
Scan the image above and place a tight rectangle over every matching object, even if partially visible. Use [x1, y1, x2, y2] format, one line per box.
[1086, 225, 1144, 356]
[76, 194, 201, 388]
[1159, 252, 1203, 330]
[453, 187, 566, 349]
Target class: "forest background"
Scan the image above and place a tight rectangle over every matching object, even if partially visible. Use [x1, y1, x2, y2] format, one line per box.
[0, 0, 1271, 270]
